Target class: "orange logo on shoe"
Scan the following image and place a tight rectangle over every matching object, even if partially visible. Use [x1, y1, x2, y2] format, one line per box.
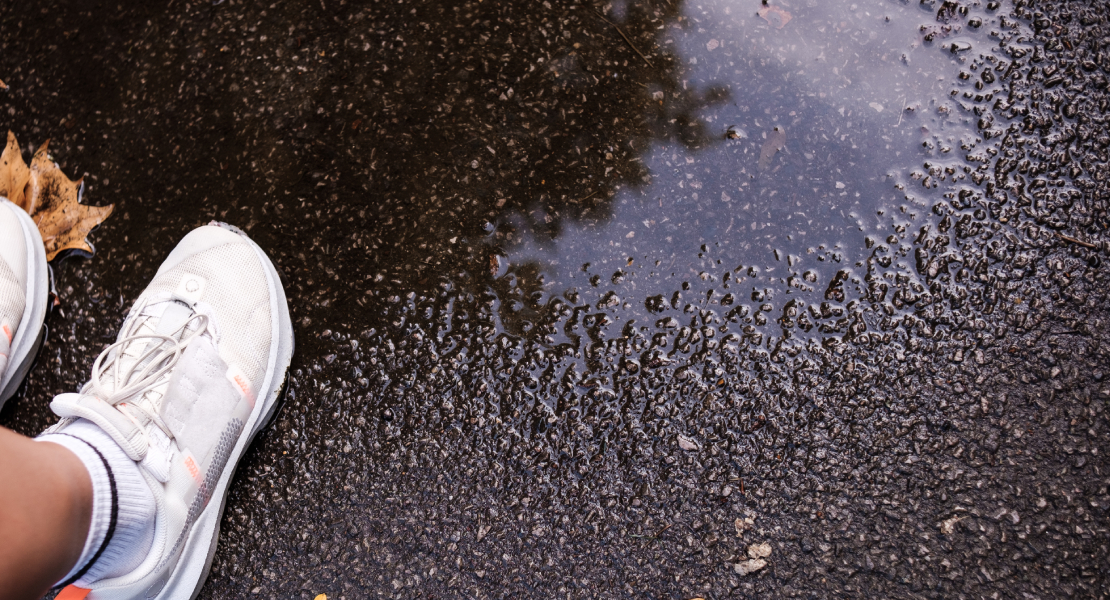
[232, 374, 252, 399]
[1, 323, 11, 344]
[225, 365, 256, 408]
[184, 455, 201, 481]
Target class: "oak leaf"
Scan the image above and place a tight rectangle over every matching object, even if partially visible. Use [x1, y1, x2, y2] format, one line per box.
[0, 132, 29, 209]
[0, 131, 113, 260]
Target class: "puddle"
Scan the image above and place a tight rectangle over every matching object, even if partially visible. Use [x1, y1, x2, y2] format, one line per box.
[306, 0, 1041, 472]
[493, 0, 1020, 343]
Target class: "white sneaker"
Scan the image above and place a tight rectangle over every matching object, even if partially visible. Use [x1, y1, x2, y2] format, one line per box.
[0, 197, 49, 406]
[44, 223, 294, 599]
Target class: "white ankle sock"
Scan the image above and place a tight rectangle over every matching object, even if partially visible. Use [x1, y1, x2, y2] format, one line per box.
[38, 419, 157, 586]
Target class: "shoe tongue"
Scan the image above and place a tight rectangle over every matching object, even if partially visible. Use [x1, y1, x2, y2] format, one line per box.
[152, 300, 196, 338]
[115, 300, 198, 407]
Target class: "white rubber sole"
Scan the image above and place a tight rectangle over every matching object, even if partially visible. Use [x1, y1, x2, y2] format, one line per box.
[155, 223, 295, 600]
[0, 199, 49, 408]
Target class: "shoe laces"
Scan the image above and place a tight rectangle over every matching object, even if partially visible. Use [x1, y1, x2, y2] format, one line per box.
[81, 299, 213, 441]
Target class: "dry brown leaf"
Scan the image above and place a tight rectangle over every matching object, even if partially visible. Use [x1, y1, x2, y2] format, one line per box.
[0, 132, 30, 209]
[28, 141, 115, 260]
[758, 5, 793, 29]
[0, 131, 113, 260]
[0, 78, 8, 90]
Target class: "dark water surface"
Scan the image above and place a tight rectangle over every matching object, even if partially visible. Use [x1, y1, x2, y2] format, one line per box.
[4, 0, 1110, 597]
[502, 0, 1009, 336]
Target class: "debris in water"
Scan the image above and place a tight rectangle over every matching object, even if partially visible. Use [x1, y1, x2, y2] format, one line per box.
[757, 5, 792, 29]
[594, 11, 654, 67]
[758, 127, 786, 172]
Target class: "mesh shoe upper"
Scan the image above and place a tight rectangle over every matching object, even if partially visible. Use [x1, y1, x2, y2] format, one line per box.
[0, 197, 39, 391]
[45, 224, 292, 598]
[144, 235, 273, 387]
[0, 199, 29, 347]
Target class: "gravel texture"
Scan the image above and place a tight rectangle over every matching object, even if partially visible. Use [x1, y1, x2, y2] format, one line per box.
[2, 0, 1109, 598]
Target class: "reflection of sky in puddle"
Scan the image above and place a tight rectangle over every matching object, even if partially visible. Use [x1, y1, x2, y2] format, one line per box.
[506, 0, 998, 310]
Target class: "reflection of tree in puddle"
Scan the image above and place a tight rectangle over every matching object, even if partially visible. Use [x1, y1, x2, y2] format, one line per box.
[466, 0, 967, 338]
[271, 0, 1016, 355]
[281, 0, 722, 331]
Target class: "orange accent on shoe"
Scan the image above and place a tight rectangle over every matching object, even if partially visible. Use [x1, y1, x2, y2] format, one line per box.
[56, 586, 91, 600]
[1, 323, 11, 343]
[184, 455, 201, 481]
[226, 365, 256, 408]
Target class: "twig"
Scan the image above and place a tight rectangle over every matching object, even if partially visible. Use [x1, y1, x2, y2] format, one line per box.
[629, 523, 673, 542]
[595, 11, 654, 68]
[897, 96, 906, 127]
[1056, 232, 1098, 249]
[572, 189, 599, 204]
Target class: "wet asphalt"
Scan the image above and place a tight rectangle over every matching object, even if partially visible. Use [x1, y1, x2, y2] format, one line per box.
[2, 0, 1110, 597]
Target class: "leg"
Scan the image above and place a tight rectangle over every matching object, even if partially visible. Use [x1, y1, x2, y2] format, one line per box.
[0, 196, 78, 598]
[0, 426, 92, 600]
[32, 223, 293, 598]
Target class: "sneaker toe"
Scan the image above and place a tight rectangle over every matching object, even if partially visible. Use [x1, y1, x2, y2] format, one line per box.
[145, 225, 278, 387]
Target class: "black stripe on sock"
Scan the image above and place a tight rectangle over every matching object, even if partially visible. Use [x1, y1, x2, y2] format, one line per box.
[56, 433, 119, 588]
